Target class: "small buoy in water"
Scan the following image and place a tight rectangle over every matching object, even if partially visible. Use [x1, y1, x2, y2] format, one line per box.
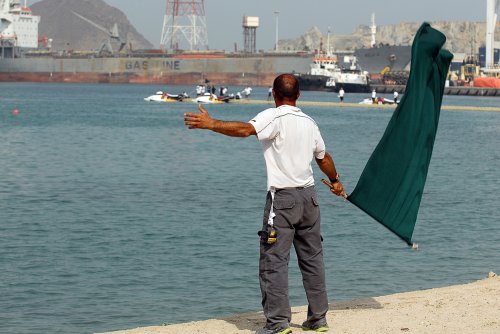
[12, 108, 20, 116]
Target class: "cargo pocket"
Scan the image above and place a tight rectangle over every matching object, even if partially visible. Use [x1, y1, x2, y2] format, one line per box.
[311, 193, 320, 206]
[310, 193, 321, 239]
[273, 198, 295, 229]
[273, 199, 295, 210]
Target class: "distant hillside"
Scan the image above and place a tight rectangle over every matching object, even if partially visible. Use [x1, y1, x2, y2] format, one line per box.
[31, 0, 154, 52]
[27, 0, 496, 56]
[280, 21, 497, 54]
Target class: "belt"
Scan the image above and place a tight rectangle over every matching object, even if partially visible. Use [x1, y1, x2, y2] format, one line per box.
[273, 185, 314, 192]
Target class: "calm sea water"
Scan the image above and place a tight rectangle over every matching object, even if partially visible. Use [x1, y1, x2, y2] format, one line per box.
[1, 83, 499, 334]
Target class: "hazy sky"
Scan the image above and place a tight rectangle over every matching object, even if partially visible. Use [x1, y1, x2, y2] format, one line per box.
[29, 0, 488, 51]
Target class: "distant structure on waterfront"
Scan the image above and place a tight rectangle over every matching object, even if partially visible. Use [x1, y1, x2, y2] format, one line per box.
[243, 16, 259, 54]
[484, 0, 500, 74]
[0, 0, 39, 57]
[160, 0, 209, 51]
[370, 13, 377, 48]
[0, 0, 498, 94]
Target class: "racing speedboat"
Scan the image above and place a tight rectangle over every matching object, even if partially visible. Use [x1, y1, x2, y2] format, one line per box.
[144, 91, 187, 102]
[192, 93, 231, 104]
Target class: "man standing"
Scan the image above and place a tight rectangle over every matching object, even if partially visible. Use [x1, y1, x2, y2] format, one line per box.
[338, 87, 345, 103]
[393, 90, 399, 104]
[184, 74, 345, 334]
[243, 86, 253, 99]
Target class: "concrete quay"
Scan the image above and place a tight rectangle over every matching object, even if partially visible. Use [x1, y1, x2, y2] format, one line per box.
[371, 84, 500, 97]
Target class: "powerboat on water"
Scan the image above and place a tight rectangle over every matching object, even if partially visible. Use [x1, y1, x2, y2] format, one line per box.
[192, 84, 249, 103]
[192, 93, 232, 104]
[144, 91, 188, 102]
[359, 97, 398, 105]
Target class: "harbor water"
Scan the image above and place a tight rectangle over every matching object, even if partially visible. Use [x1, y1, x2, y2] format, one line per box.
[1, 83, 499, 334]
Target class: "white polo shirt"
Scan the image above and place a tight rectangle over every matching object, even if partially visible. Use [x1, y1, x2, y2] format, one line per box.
[249, 105, 326, 190]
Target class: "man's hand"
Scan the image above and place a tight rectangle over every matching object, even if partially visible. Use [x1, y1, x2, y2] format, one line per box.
[321, 179, 347, 198]
[184, 104, 214, 130]
[184, 104, 256, 137]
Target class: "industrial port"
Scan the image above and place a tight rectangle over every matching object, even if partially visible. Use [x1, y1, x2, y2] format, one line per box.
[0, 0, 499, 95]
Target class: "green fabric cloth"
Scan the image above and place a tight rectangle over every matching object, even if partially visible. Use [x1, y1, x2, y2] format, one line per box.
[347, 23, 453, 246]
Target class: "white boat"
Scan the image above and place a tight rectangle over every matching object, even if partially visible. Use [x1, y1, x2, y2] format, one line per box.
[359, 97, 398, 105]
[336, 56, 371, 93]
[144, 91, 186, 102]
[295, 53, 370, 93]
[192, 93, 231, 104]
[295, 53, 339, 92]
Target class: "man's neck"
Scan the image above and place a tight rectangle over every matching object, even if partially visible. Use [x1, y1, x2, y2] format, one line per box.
[275, 99, 297, 107]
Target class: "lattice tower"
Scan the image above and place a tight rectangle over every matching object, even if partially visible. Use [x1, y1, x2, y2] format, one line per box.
[160, 0, 209, 51]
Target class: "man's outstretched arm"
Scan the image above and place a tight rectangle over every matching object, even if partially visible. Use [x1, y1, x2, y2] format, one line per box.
[184, 104, 256, 137]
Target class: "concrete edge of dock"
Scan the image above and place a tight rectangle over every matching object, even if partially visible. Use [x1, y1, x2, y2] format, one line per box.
[228, 99, 500, 112]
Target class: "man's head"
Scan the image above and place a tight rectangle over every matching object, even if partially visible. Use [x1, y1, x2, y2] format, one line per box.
[273, 74, 300, 104]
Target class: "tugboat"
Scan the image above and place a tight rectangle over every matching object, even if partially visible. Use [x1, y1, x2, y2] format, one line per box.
[336, 56, 371, 93]
[295, 53, 339, 92]
[295, 53, 370, 93]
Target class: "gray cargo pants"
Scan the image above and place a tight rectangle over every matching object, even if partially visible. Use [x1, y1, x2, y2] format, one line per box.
[259, 186, 328, 329]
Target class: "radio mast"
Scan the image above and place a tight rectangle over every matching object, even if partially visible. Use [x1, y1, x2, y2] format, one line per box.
[160, 0, 209, 51]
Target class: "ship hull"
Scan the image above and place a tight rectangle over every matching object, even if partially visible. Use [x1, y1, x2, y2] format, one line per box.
[295, 74, 334, 92]
[0, 70, 278, 85]
[355, 45, 412, 73]
[0, 46, 411, 86]
[296, 74, 370, 93]
[336, 82, 371, 93]
[0, 54, 312, 86]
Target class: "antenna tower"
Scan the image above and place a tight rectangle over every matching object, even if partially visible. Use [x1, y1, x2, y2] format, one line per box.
[160, 0, 209, 51]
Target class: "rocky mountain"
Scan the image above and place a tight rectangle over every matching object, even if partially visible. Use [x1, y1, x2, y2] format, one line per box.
[279, 21, 497, 55]
[27, 0, 496, 56]
[31, 0, 153, 52]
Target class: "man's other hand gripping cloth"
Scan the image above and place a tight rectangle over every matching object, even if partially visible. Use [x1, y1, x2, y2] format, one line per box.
[347, 23, 454, 246]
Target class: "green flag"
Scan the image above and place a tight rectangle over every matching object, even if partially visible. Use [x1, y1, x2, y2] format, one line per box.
[347, 23, 453, 246]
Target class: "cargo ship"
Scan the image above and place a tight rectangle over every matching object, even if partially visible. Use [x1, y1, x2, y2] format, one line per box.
[0, 0, 408, 87]
[354, 45, 412, 74]
[0, 50, 314, 86]
[0, 1, 313, 86]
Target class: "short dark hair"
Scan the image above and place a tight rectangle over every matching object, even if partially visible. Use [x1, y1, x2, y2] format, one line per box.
[273, 74, 299, 100]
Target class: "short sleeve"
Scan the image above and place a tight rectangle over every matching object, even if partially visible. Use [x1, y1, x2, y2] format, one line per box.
[249, 108, 279, 141]
[314, 127, 326, 159]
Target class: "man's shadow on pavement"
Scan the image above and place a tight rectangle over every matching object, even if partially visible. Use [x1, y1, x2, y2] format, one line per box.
[223, 297, 382, 332]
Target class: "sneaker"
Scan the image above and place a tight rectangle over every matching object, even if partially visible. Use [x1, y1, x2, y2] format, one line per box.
[255, 326, 292, 334]
[301, 319, 329, 332]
